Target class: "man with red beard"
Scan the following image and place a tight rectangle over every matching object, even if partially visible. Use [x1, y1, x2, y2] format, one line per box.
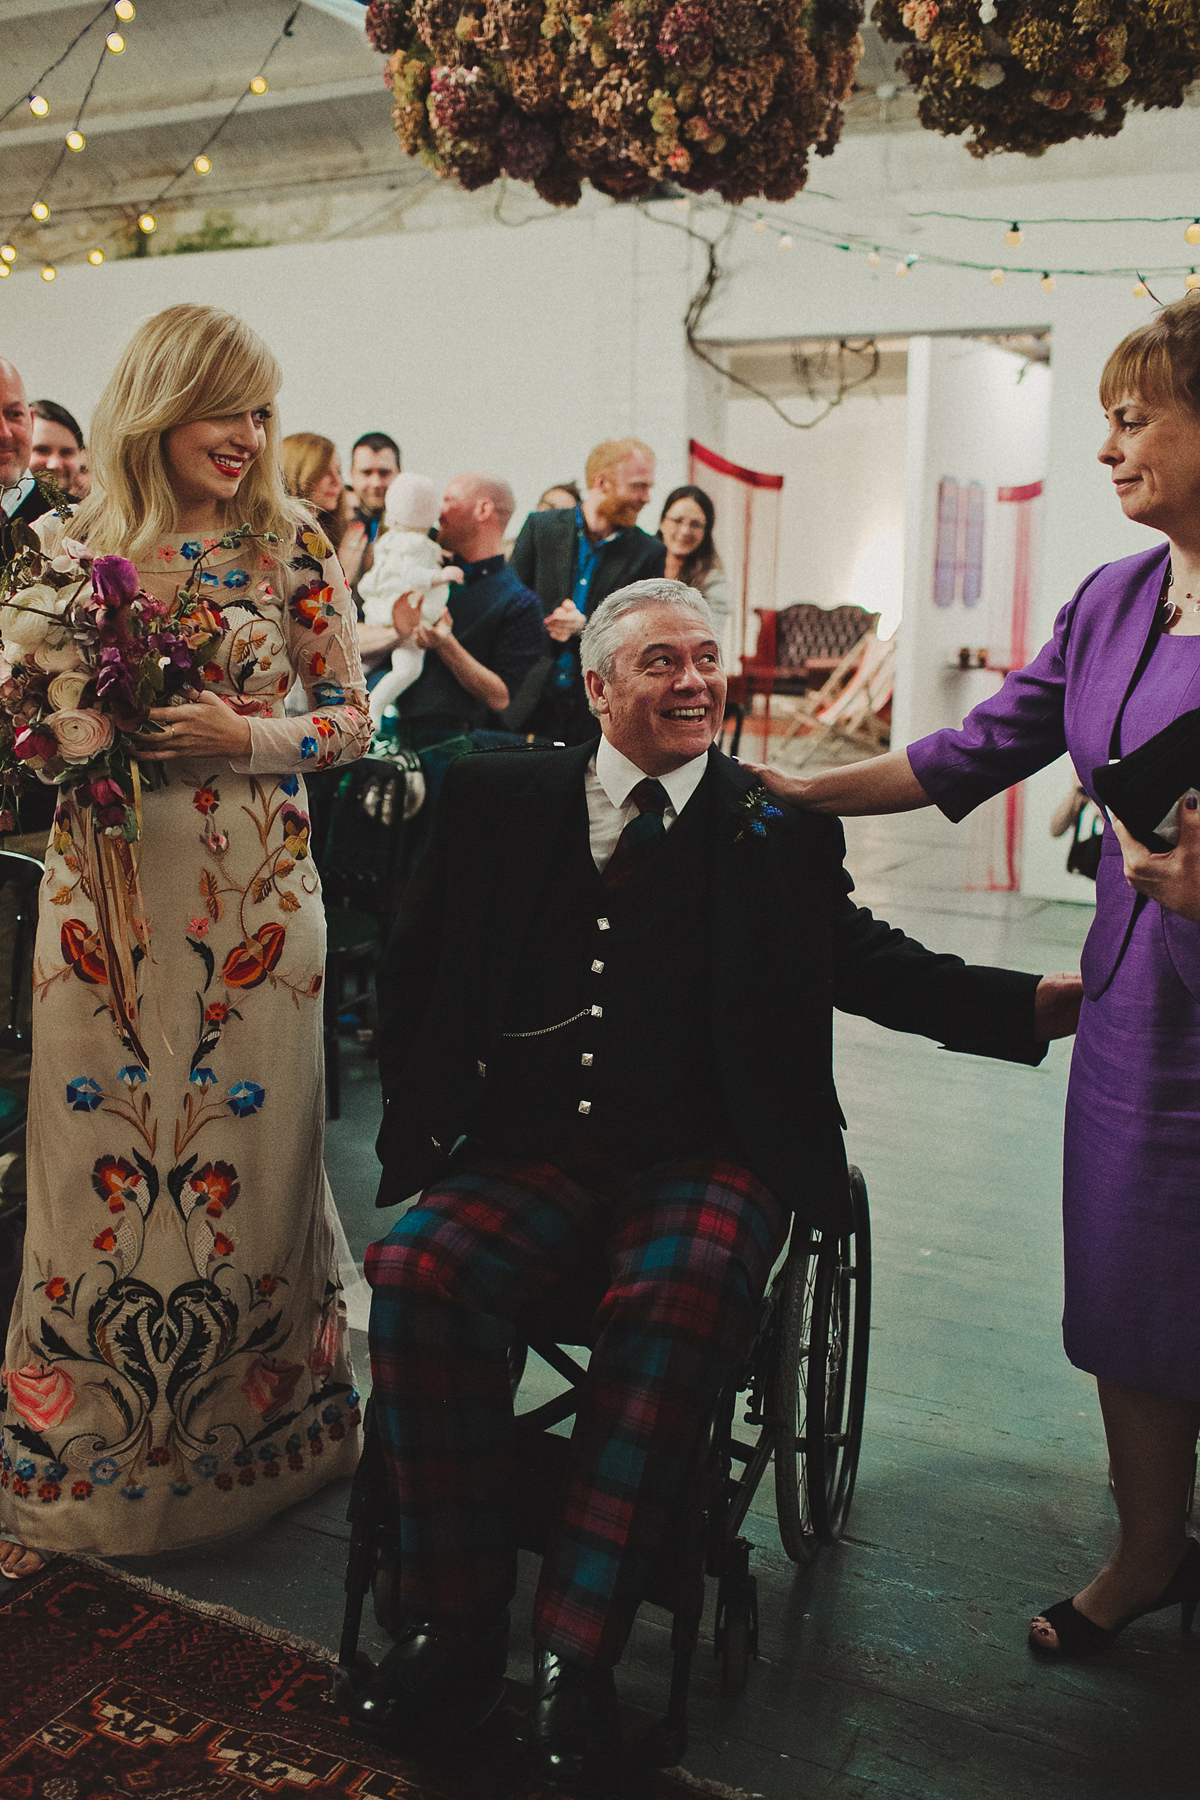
[512, 438, 665, 742]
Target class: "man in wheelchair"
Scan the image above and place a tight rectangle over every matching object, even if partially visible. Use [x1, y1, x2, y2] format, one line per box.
[358, 578, 1081, 1788]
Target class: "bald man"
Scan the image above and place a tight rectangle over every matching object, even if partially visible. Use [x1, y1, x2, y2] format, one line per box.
[377, 471, 548, 750]
[0, 358, 54, 565]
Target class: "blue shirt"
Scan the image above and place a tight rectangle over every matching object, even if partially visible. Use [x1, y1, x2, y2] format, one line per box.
[399, 554, 548, 728]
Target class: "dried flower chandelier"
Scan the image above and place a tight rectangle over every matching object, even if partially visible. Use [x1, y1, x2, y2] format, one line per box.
[873, 0, 1200, 159]
[363, 0, 867, 207]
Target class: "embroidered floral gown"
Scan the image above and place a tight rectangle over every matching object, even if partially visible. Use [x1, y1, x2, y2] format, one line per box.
[0, 529, 370, 1553]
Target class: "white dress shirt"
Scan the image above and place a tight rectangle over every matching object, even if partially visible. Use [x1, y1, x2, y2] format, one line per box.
[1, 473, 35, 518]
[586, 736, 710, 872]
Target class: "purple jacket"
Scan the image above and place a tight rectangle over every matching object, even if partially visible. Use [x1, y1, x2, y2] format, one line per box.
[908, 541, 1200, 1004]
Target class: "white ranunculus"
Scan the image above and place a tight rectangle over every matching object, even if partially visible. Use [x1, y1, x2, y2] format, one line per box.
[0, 599, 53, 656]
[32, 629, 84, 674]
[47, 670, 89, 711]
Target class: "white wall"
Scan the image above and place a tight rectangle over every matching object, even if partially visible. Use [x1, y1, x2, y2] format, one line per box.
[893, 338, 1050, 749]
[724, 389, 908, 626]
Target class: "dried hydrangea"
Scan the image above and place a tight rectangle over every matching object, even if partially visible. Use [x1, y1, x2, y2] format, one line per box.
[874, 0, 1200, 157]
[366, 0, 866, 205]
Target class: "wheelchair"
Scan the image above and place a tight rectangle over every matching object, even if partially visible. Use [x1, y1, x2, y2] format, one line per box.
[338, 1166, 871, 1766]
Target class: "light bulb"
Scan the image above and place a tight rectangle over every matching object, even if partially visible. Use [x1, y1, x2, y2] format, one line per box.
[114, 0, 136, 18]
[0, 245, 15, 263]
[193, 154, 212, 174]
[752, 215, 766, 233]
[1040, 272, 1056, 293]
[990, 266, 1006, 286]
[1131, 280, 1147, 298]
[40, 264, 57, 282]
[66, 130, 85, 151]
[106, 31, 125, 51]
[249, 75, 268, 95]
[30, 200, 50, 221]
[779, 234, 793, 251]
[866, 248, 881, 267]
[88, 247, 105, 265]
[1005, 223, 1022, 247]
[0, 265, 8, 280]
[1187, 270, 1200, 292]
[1186, 221, 1200, 246]
[895, 261, 909, 278]
[28, 94, 49, 117]
[138, 212, 157, 233]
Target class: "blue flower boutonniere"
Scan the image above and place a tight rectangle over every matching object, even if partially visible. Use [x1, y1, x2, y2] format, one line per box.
[736, 786, 784, 842]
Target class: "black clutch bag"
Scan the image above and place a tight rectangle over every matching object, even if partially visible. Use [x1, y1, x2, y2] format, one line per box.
[1092, 704, 1200, 852]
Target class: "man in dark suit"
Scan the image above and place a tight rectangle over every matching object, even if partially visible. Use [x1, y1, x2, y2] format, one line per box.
[0, 358, 54, 566]
[357, 580, 1081, 1786]
[510, 438, 666, 742]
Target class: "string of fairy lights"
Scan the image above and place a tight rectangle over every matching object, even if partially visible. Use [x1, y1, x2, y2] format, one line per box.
[0, 2, 300, 283]
[713, 191, 1200, 299]
[0, 0, 1198, 296]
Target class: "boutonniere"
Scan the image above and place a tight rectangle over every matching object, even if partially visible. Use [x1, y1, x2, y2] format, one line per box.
[736, 785, 784, 842]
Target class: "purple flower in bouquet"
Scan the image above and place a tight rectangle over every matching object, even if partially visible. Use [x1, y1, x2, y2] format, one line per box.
[657, 2, 715, 68]
[90, 556, 140, 611]
[94, 645, 137, 706]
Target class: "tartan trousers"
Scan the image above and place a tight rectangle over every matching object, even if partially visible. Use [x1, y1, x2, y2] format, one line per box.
[365, 1150, 787, 1667]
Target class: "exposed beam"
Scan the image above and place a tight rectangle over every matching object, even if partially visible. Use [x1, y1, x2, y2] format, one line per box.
[0, 0, 101, 20]
[0, 74, 385, 151]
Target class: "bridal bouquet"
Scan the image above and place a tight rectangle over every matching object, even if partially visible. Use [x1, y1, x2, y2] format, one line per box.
[0, 513, 252, 840]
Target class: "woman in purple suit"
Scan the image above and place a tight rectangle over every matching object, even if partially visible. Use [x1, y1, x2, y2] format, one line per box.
[755, 297, 1200, 1659]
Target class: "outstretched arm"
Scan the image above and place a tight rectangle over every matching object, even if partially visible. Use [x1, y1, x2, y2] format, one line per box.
[742, 748, 931, 815]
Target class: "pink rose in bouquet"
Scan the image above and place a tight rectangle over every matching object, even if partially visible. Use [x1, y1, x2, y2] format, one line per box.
[50, 708, 115, 764]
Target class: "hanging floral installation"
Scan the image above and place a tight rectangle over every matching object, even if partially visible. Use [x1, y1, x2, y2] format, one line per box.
[363, 0, 866, 206]
[872, 0, 1200, 159]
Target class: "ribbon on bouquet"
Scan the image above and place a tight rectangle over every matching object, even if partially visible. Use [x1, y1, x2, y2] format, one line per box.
[77, 800, 152, 1070]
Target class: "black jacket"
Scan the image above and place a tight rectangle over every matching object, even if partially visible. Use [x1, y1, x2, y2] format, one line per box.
[510, 507, 666, 617]
[0, 480, 54, 566]
[374, 745, 1046, 1232]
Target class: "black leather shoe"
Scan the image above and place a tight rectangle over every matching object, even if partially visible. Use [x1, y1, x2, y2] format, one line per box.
[525, 1645, 624, 1794]
[342, 1609, 509, 1744]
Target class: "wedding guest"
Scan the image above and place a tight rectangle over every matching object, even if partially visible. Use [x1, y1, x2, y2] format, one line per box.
[753, 296, 1200, 1661]
[282, 431, 349, 548]
[0, 303, 369, 1580]
[69, 446, 91, 502]
[511, 439, 665, 742]
[0, 359, 53, 563]
[28, 400, 84, 497]
[538, 482, 581, 511]
[341, 432, 401, 596]
[657, 485, 731, 632]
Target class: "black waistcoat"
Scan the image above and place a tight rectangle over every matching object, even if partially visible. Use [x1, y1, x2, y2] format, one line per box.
[473, 778, 732, 1169]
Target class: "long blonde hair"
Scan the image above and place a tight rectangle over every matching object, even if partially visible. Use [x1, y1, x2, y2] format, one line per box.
[68, 303, 309, 562]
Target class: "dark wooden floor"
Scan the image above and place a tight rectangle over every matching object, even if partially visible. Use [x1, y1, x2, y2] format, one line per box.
[120, 811, 1200, 1799]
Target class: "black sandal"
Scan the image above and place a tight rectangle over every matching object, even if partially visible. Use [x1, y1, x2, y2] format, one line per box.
[1029, 1539, 1200, 1659]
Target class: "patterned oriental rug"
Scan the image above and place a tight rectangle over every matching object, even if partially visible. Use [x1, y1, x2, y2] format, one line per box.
[0, 1558, 746, 1799]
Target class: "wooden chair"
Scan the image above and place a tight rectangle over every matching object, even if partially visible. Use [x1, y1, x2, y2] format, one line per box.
[782, 634, 897, 769]
[740, 604, 879, 757]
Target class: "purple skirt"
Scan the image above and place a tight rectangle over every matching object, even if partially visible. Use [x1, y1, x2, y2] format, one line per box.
[1064, 895, 1200, 1403]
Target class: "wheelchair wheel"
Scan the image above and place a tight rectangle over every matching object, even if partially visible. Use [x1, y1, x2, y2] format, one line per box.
[806, 1168, 871, 1545]
[773, 1169, 871, 1558]
[772, 1227, 822, 1563]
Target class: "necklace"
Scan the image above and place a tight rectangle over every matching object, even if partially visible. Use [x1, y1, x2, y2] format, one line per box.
[1161, 564, 1200, 628]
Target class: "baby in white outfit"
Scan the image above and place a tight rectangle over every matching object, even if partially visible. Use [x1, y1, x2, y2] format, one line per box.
[358, 472, 462, 727]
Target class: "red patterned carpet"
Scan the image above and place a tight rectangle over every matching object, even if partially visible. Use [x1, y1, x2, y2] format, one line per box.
[0, 1558, 737, 1799]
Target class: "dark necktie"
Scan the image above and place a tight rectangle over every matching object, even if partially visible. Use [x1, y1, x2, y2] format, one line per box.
[602, 778, 670, 892]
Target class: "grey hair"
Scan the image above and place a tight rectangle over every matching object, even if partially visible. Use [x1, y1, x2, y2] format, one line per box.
[579, 579, 715, 710]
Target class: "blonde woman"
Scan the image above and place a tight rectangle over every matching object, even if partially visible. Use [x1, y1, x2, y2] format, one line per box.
[282, 431, 349, 552]
[0, 304, 370, 1577]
